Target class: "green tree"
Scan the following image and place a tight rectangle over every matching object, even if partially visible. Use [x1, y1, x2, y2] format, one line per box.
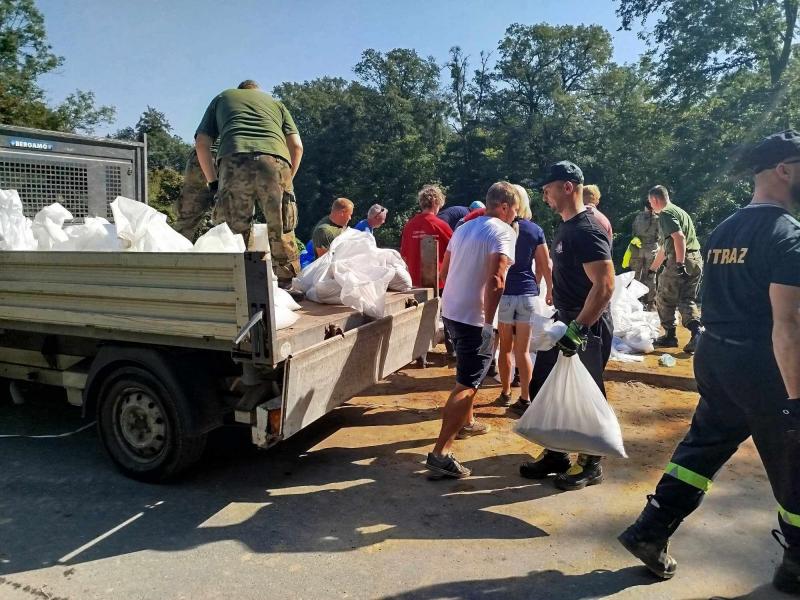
[0, 0, 114, 132]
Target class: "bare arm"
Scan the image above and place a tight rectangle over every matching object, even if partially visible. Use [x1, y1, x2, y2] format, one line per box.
[534, 243, 553, 305]
[440, 250, 451, 283]
[671, 230, 687, 263]
[195, 133, 217, 184]
[286, 133, 303, 180]
[770, 283, 800, 398]
[483, 253, 511, 326]
[576, 260, 615, 327]
[650, 246, 666, 271]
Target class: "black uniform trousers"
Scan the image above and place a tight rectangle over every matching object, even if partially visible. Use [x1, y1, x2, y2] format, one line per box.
[653, 333, 800, 546]
[529, 309, 614, 459]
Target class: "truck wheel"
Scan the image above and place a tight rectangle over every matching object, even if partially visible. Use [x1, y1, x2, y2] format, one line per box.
[96, 366, 206, 482]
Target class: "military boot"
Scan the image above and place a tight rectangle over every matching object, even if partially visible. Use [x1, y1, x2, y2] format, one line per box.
[683, 321, 703, 354]
[618, 495, 681, 579]
[772, 530, 800, 594]
[554, 454, 603, 491]
[654, 327, 678, 348]
[519, 450, 571, 479]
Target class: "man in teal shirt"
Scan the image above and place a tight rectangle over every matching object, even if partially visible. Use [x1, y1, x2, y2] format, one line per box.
[195, 80, 304, 285]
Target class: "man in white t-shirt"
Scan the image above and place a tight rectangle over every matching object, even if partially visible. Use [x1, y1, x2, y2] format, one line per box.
[426, 181, 518, 479]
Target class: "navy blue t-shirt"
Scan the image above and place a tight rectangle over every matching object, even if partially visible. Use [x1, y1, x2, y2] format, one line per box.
[504, 219, 546, 296]
[700, 203, 800, 339]
[437, 206, 469, 230]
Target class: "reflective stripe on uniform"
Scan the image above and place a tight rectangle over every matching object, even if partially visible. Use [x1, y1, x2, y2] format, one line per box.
[664, 462, 713, 492]
[779, 504, 800, 527]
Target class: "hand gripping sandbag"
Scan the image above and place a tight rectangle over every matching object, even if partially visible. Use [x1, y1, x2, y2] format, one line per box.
[513, 353, 627, 458]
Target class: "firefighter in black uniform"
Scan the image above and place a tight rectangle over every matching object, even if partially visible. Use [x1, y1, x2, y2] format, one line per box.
[618, 130, 800, 595]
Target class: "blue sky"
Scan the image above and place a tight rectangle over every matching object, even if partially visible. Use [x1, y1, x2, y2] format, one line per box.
[37, 0, 646, 142]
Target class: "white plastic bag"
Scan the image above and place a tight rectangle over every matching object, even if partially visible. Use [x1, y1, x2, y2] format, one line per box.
[193, 223, 246, 253]
[55, 217, 122, 251]
[0, 189, 37, 250]
[273, 283, 301, 311]
[514, 353, 627, 458]
[529, 315, 568, 352]
[274, 304, 300, 330]
[111, 196, 192, 252]
[334, 260, 394, 318]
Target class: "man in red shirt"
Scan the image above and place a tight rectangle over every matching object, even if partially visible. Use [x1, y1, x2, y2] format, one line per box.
[583, 184, 613, 241]
[401, 185, 453, 288]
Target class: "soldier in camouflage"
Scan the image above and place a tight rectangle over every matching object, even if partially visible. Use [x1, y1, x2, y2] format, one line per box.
[629, 199, 660, 309]
[647, 185, 703, 354]
[194, 80, 304, 285]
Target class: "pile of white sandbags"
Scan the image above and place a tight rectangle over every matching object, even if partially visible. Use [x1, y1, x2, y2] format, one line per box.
[610, 271, 660, 356]
[292, 228, 413, 318]
[0, 189, 36, 250]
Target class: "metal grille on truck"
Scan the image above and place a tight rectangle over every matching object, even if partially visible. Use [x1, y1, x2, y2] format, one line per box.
[105, 165, 122, 218]
[0, 159, 89, 218]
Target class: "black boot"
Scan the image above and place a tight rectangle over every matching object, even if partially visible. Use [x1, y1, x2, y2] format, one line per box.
[554, 454, 603, 491]
[772, 530, 800, 594]
[683, 320, 703, 354]
[654, 327, 678, 348]
[520, 450, 571, 479]
[618, 495, 681, 579]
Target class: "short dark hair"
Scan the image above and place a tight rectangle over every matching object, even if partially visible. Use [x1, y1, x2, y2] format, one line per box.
[486, 181, 519, 209]
[648, 185, 670, 202]
[238, 80, 259, 89]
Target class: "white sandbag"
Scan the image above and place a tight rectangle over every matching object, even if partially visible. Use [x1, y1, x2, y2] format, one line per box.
[110, 196, 192, 252]
[530, 315, 568, 352]
[334, 259, 394, 318]
[272, 283, 301, 311]
[193, 223, 246, 253]
[274, 304, 300, 330]
[0, 189, 37, 250]
[32, 203, 72, 249]
[55, 217, 122, 251]
[378, 248, 413, 291]
[514, 353, 627, 458]
[294, 250, 333, 293]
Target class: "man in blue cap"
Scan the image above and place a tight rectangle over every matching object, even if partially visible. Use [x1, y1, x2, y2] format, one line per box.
[618, 130, 800, 594]
[516, 160, 615, 491]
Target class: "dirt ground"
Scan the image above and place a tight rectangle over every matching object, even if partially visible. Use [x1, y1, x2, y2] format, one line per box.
[0, 331, 787, 600]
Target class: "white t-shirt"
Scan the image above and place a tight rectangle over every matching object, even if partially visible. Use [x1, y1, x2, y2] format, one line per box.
[442, 216, 516, 327]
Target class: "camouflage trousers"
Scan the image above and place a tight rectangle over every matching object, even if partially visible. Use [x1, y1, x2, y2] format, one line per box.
[173, 149, 214, 241]
[629, 252, 657, 306]
[657, 251, 703, 330]
[215, 153, 300, 281]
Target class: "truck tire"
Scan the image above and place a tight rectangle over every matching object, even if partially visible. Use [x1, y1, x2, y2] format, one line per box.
[96, 365, 206, 482]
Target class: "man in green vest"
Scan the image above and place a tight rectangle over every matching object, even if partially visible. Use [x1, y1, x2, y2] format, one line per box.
[629, 200, 660, 310]
[647, 185, 703, 353]
[195, 80, 304, 286]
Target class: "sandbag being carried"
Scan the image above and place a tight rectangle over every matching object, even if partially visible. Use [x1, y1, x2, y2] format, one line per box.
[514, 353, 627, 458]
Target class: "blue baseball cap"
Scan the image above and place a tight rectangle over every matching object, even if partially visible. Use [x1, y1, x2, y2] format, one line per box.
[469, 200, 485, 210]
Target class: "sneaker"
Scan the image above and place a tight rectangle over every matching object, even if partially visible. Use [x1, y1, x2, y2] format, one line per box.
[511, 370, 520, 388]
[425, 452, 471, 479]
[456, 420, 491, 439]
[495, 392, 512, 406]
[519, 451, 571, 479]
[554, 455, 603, 491]
[618, 526, 677, 580]
[508, 398, 531, 416]
[486, 360, 497, 378]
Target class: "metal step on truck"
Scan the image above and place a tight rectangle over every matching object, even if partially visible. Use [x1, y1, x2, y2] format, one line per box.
[0, 125, 440, 482]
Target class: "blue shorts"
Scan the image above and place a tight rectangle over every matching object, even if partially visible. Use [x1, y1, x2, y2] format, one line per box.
[443, 317, 493, 389]
[498, 294, 538, 324]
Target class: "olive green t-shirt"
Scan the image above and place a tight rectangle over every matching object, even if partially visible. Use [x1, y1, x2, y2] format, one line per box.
[196, 88, 298, 164]
[658, 202, 700, 258]
[312, 217, 344, 251]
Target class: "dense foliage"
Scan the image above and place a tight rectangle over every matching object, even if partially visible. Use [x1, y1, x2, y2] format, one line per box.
[2, 0, 798, 251]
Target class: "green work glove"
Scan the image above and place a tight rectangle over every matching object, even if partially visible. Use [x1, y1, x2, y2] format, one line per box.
[556, 320, 589, 357]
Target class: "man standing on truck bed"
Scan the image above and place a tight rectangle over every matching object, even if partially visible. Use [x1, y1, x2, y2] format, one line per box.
[195, 80, 304, 286]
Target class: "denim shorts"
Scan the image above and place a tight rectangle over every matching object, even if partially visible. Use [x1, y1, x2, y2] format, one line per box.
[442, 317, 493, 389]
[498, 294, 538, 324]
